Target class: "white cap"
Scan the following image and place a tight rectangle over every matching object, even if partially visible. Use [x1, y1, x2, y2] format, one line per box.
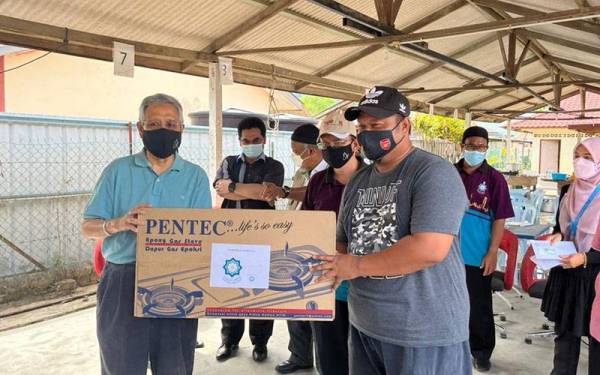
[318, 109, 357, 140]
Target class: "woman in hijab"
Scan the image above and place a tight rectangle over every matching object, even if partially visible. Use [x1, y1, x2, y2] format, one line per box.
[542, 137, 600, 375]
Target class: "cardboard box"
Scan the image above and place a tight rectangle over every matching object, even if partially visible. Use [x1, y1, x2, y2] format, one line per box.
[135, 208, 336, 321]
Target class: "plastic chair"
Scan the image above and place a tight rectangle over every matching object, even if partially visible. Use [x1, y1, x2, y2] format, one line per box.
[491, 230, 519, 339]
[528, 190, 545, 223]
[492, 230, 519, 308]
[520, 234, 555, 344]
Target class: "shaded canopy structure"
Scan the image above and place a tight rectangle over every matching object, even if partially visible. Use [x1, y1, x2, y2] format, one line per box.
[1, 0, 600, 123]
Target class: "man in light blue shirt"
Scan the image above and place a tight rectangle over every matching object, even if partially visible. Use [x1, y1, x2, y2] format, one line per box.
[82, 93, 211, 375]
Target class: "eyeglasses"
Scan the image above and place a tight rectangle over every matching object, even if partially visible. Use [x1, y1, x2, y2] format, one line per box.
[317, 139, 351, 150]
[463, 144, 488, 152]
[143, 120, 182, 131]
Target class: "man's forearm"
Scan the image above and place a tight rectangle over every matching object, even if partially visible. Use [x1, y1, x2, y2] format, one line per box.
[82, 219, 113, 240]
[488, 219, 505, 254]
[288, 186, 307, 202]
[217, 192, 249, 201]
[355, 233, 454, 277]
[232, 183, 270, 201]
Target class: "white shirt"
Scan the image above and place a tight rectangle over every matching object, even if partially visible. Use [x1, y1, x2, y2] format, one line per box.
[287, 159, 329, 210]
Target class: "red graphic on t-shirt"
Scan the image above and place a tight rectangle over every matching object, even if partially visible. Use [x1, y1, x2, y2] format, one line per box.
[380, 138, 391, 150]
[469, 195, 490, 213]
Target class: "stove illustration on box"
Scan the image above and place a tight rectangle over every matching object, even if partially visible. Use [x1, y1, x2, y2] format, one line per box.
[136, 243, 333, 320]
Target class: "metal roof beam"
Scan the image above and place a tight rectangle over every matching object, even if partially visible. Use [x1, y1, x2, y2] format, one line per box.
[400, 76, 600, 94]
[219, 5, 600, 55]
[304, 0, 513, 86]
[471, 0, 600, 35]
[294, 0, 467, 90]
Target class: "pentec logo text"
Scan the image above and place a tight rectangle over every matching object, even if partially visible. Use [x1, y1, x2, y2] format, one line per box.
[145, 218, 231, 236]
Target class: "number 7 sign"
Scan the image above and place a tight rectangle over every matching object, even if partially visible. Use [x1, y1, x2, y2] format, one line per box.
[113, 42, 135, 77]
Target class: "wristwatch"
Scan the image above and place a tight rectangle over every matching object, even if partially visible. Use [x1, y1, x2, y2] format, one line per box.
[228, 182, 237, 193]
[282, 185, 291, 198]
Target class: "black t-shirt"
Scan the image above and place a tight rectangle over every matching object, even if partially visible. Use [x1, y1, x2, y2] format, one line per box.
[214, 154, 284, 209]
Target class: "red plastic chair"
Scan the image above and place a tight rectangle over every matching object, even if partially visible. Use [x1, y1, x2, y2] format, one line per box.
[520, 234, 552, 294]
[93, 240, 105, 277]
[492, 229, 519, 309]
[490, 230, 520, 339]
[520, 234, 555, 344]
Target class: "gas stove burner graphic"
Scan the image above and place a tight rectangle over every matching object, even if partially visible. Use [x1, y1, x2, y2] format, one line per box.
[269, 243, 327, 298]
[138, 278, 204, 318]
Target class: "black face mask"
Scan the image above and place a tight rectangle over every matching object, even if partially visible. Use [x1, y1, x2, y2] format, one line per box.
[142, 128, 181, 159]
[322, 144, 354, 169]
[357, 121, 404, 161]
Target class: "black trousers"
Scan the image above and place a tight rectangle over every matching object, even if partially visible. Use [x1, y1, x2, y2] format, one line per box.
[220, 319, 274, 347]
[465, 265, 495, 362]
[286, 320, 313, 366]
[551, 331, 600, 375]
[311, 300, 349, 375]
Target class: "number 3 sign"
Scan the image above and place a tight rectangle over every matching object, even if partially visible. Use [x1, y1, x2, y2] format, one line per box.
[113, 42, 135, 78]
[218, 57, 234, 85]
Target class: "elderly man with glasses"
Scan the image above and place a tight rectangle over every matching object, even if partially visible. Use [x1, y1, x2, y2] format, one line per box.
[82, 93, 212, 375]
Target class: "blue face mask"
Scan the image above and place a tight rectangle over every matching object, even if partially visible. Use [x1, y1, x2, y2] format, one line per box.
[464, 150, 486, 167]
[242, 144, 264, 159]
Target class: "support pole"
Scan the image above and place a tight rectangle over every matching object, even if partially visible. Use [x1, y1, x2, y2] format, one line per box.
[465, 112, 472, 127]
[506, 119, 512, 165]
[580, 87, 586, 118]
[209, 63, 223, 199]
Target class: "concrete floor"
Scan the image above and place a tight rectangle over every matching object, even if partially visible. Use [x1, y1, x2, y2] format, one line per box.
[0, 289, 591, 374]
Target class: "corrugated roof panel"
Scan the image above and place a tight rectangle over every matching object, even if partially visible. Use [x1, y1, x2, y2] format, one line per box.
[508, 0, 579, 12]
[394, 0, 460, 31]
[424, 33, 497, 58]
[287, 0, 373, 39]
[527, 23, 600, 46]
[236, 45, 369, 77]
[416, 4, 489, 32]
[558, 66, 600, 80]
[327, 48, 427, 88]
[0, 0, 260, 50]
[456, 41, 506, 77]
[537, 42, 600, 71]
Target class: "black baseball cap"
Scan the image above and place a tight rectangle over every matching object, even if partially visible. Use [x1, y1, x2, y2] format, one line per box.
[344, 86, 411, 121]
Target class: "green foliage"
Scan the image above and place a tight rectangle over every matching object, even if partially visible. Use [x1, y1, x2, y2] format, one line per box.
[487, 155, 502, 169]
[298, 95, 338, 116]
[412, 113, 467, 144]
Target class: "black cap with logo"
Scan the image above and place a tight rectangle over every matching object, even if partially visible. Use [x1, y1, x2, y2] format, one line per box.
[344, 86, 411, 121]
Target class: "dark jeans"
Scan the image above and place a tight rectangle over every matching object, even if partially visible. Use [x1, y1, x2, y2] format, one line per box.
[311, 300, 349, 375]
[97, 262, 197, 375]
[286, 320, 313, 366]
[220, 319, 274, 346]
[349, 325, 472, 375]
[551, 331, 600, 375]
[465, 265, 495, 362]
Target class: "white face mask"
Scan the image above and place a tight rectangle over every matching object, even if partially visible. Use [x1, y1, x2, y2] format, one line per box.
[292, 148, 308, 166]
